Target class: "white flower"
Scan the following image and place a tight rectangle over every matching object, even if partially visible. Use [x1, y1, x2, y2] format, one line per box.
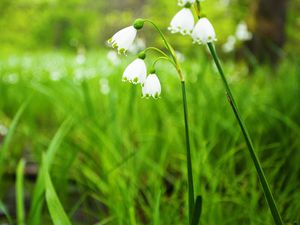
[127, 38, 146, 54]
[192, 18, 217, 44]
[168, 8, 194, 35]
[222, 35, 236, 53]
[122, 58, 147, 84]
[107, 50, 121, 65]
[142, 74, 161, 99]
[235, 22, 252, 41]
[178, 0, 196, 7]
[108, 26, 137, 54]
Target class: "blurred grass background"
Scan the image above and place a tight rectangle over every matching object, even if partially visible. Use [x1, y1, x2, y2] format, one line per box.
[0, 0, 300, 224]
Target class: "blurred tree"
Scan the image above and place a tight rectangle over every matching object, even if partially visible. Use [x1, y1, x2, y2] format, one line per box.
[246, 0, 288, 65]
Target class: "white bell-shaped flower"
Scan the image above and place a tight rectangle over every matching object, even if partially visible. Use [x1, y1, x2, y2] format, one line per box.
[168, 8, 194, 35]
[142, 74, 161, 99]
[108, 26, 137, 54]
[235, 22, 252, 41]
[122, 58, 147, 84]
[178, 0, 196, 7]
[192, 18, 217, 45]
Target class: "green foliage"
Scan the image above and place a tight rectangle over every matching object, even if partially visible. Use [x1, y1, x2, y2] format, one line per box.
[0, 51, 299, 224]
[16, 159, 26, 225]
[43, 154, 72, 225]
[1, 0, 299, 56]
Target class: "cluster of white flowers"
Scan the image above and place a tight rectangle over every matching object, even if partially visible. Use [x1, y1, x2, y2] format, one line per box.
[222, 21, 253, 53]
[169, 0, 216, 45]
[107, 0, 220, 100]
[108, 24, 161, 99]
[122, 58, 161, 99]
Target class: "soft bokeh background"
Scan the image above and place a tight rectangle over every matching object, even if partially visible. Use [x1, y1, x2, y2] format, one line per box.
[0, 0, 300, 224]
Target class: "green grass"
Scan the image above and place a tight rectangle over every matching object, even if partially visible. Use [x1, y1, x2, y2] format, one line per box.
[0, 51, 299, 224]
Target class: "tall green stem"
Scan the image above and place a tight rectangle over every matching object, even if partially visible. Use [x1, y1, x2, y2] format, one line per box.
[181, 81, 195, 224]
[142, 19, 197, 223]
[207, 43, 283, 225]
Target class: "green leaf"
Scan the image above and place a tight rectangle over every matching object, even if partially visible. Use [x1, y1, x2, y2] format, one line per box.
[191, 195, 202, 225]
[0, 200, 13, 224]
[27, 117, 73, 225]
[16, 159, 26, 225]
[0, 97, 30, 183]
[43, 155, 72, 225]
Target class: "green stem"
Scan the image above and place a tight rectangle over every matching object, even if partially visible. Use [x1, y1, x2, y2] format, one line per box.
[207, 42, 283, 225]
[144, 19, 184, 80]
[181, 81, 195, 225]
[144, 47, 169, 58]
[152, 57, 176, 68]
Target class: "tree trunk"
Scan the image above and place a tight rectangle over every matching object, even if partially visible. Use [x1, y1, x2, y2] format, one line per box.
[246, 0, 288, 65]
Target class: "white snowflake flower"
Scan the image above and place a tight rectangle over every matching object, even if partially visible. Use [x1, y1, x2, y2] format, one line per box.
[235, 21, 252, 41]
[122, 58, 147, 84]
[142, 74, 161, 99]
[168, 8, 195, 35]
[222, 35, 236, 53]
[108, 26, 137, 54]
[192, 18, 217, 45]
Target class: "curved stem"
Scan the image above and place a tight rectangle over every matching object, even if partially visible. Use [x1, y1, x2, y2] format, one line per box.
[144, 47, 169, 58]
[194, 1, 201, 19]
[144, 19, 184, 81]
[181, 81, 195, 225]
[207, 42, 283, 225]
[152, 56, 176, 69]
[143, 18, 195, 224]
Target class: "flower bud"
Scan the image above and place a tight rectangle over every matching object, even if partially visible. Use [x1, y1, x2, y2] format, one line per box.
[138, 51, 146, 60]
[133, 18, 145, 30]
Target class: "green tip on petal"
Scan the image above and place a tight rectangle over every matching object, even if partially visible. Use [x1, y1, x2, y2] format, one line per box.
[112, 43, 118, 48]
[133, 18, 145, 30]
[119, 48, 126, 54]
[133, 77, 139, 83]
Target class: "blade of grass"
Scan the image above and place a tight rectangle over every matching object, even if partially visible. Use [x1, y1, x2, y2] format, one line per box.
[16, 159, 26, 225]
[43, 154, 72, 225]
[27, 117, 74, 225]
[191, 195, 202, 225]
[153, 190, 161, 225]
[129, 207, 137, 225]
[0, 97, 31, 184]
[0, 200, 13, 224]
[207, 42, 284, 225]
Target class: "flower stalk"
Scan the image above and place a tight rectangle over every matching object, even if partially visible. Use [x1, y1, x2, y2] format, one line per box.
[108, 17, 199, 224]
[181, 80, 195, 224]
[207, 42, 284, 225]
[136, 18, 197, 223]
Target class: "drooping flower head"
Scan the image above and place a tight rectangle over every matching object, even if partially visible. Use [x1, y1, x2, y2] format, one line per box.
[192, 18, 217, 45]
[108, 26, 137, 54]
[142, 74, 161, 99]
[178, 0, 195, 7]
[122, 57, 147, 84]
[235, 21, 252, 41]
[168, 8, 194, 35]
